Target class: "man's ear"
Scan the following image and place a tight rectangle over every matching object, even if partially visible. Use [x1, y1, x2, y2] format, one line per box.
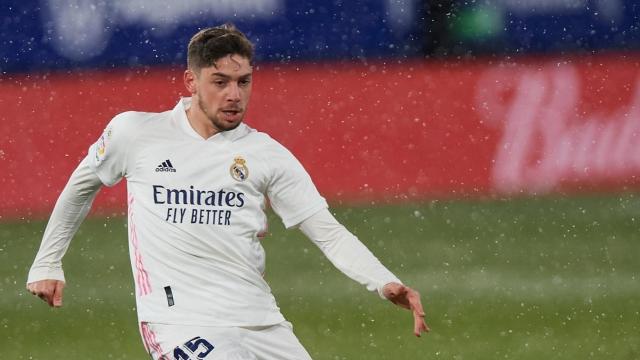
[184, 69, 197, 94]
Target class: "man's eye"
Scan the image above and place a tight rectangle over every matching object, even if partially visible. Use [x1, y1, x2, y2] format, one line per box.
[239, 79, 251, 86]
[213, 80, 226, 86]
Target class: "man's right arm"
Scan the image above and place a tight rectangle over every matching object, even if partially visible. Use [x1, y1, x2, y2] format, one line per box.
[26, 155, 103, 307]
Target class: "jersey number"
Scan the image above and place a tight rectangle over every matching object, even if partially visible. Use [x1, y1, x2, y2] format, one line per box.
[173, 336, 214, 359]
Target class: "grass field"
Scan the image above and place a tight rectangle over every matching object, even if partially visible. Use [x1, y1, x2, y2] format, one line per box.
[2, 193, 639, 359]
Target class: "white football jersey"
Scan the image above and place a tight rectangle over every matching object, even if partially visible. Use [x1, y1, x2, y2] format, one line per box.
[88, 98, 328, 326]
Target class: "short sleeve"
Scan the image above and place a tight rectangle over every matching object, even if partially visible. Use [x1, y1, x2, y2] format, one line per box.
[87, 113, 132, 187]
[266, 145, 328, 228]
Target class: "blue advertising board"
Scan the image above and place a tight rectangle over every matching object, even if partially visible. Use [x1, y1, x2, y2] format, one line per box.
[504, 0, 640, 53]
[446, 0, 640, 55]
[1, 0, 425, 73]
[2, 0, 639, 74]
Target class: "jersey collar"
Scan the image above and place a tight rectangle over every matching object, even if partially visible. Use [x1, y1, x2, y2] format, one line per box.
[173, 97, 253, 142]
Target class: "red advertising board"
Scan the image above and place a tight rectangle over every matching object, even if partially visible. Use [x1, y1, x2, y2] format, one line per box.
[1, 54, 639, 218]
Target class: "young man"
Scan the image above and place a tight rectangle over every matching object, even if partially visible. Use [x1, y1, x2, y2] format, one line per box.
[27, 24, 429, 359]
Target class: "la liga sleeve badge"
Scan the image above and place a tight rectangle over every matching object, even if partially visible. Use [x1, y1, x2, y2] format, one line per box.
[95, 127, 112, 163]
[230, 156, 249, 182]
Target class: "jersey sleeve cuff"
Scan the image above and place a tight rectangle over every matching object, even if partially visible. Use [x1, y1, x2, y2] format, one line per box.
[27, 265, 66, 284]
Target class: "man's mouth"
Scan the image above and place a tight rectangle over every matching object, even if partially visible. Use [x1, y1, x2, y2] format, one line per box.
[221, 109, 241, 115]
[219, 108, 243, 123]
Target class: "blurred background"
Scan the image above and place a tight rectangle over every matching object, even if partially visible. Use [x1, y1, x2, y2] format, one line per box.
[1, 0, 639, 359]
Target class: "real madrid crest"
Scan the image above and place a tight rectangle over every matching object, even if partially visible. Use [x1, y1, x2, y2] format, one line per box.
[230, 156, 249, 182]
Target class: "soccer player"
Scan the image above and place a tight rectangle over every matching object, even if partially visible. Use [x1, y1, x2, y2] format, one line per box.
[26, 24, 429, 359]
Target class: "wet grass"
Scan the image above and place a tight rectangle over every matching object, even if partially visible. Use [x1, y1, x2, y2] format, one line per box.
[1, 193, 639, 359]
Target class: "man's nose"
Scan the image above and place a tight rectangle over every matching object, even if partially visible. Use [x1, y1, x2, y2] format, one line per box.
[226, 82, 241, 101]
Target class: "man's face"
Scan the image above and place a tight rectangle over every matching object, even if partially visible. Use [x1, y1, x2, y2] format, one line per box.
[186, 54, 252, 132]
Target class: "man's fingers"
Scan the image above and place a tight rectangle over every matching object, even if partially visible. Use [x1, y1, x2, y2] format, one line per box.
[413, 314, 431, 337]
[27, 280, 64, 307]
[405, 287, 430, 336]
[52, 281, 64, 307]
[36, 289, 54, 306]
[413, 309, 431, 336]
[409, 290, 428, 314]
[407, 288, 425, 313]
[383, 283, 431, 337]
[27, 283, 39, 295]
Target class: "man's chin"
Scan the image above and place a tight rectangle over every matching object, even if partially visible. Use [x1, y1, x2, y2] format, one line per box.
[213, 118, 243, 132]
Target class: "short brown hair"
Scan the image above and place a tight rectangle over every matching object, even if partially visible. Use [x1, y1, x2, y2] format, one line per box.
[187, 23, 254, 72]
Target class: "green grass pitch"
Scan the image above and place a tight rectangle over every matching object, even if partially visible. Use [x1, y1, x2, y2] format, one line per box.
[2, 193, 639, 359]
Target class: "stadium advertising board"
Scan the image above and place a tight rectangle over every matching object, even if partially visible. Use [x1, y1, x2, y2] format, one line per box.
[1, 0, 424, 73]
[1, 54, 638, 217]
[438, 0, 640, 55]
[476, 61, 640, 194]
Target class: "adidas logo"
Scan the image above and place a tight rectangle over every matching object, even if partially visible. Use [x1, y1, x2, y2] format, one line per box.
[155, 159, 177, 173]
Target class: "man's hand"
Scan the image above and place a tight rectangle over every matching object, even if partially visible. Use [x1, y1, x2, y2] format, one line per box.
[382, 282, 430, 337]
[26, 280, 65, 307]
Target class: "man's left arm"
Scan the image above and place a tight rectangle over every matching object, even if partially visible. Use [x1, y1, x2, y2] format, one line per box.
[297, 208, 430, 337]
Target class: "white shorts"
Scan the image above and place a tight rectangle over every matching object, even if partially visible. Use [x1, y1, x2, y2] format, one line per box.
[139, 321, 313, 360]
